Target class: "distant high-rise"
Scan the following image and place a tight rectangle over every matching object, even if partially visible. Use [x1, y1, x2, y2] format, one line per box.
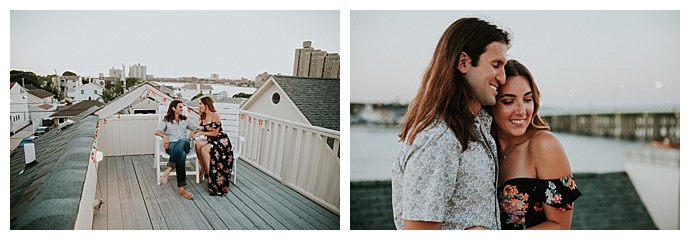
[293, 41, 339, 78]
[109, 67, 123, 79]
[129, 63, 147, 80]
[255, 72, 270, 87]
[211, 73, 220, 80]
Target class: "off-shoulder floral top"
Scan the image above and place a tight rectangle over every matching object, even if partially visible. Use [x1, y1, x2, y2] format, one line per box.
[498, 175, 582, 229]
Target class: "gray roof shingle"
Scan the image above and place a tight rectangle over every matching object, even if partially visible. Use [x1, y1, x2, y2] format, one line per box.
[50, 100, 104, 118]
[28, 88, 54, 99]
[10, 107, 100, 229]
[350, 172, 657, 230]
[272, 75, 339, 131]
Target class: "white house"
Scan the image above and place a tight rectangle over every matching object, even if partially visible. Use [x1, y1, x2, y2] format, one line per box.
[74, 83, 105, 102]
[27, 88, 57, 129]
[63, 77, 81, 100]
[10, 82, 31, 134]
[240, 75, 339, 131]
[238, 75, 340, 213]
[179, 82, 213, 101]
[49, 100, 105, 128]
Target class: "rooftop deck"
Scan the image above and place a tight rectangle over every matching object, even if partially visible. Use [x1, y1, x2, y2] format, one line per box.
[92, 154, 339, 230]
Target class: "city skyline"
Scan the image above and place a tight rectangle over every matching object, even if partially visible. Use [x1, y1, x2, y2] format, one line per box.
[10, 10, 339, 80]
[351, 11, 680, 109]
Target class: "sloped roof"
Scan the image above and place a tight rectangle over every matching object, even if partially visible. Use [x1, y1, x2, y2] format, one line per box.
[38, 103, 54, 110]
[50, 100, 105, 118]
[199, 83, 213, 90]
[181, 82, 197, 89]
[95, 82, 176, 118]
[186, 95, 246, 108]
[272, 75, 339, 131]
[28, 88, 54, 99]
[10, 108, 99, 229]
[350, 172, 657, 230]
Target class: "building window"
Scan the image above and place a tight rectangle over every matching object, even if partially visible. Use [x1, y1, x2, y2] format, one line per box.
[272, 92, 280, 104]
[81, 90, 84, 94]
[94, 90, 97, 94]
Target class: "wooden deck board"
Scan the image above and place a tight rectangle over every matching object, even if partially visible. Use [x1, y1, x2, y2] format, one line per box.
[131, 155, 168, 230]
[123, 156, 153, 230]
[237, 171, 315, 230]
[106, 155, 123, 230]
[94, 154, 338, 230]
[240, 160, 339, 229]
[136, 155, 183, 230]
[115, 157, 139, 229]
[233, 180, 289, 230]
[183, 182, 230, 230]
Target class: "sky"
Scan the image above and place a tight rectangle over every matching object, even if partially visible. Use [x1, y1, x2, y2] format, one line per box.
[10, 10, 339, 80]
[351, 11, 680, 109]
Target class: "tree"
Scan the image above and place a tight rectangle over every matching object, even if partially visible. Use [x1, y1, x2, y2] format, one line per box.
[191, 93, 204, 100]
[62, 71, 77, 76]
[10, 70, 40, 87]
[100, 81, 124, 103]
[232, 92, 253, 99]
[126, 77, 142, 88]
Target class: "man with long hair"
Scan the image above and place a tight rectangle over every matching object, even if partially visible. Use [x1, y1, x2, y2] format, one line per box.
[392, 17, 511, 230]
[155, 100, 198, 200]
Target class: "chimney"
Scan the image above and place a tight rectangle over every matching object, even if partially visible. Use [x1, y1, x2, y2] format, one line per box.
[24, 143, 36, 165]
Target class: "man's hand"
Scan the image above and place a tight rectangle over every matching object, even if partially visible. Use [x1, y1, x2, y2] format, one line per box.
[163, 136, 170, 149]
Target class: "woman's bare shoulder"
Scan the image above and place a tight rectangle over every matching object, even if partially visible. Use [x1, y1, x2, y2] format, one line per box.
[528, 130, 572, 179]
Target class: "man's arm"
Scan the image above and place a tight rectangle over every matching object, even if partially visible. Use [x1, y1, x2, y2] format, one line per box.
[154, 130, 170, 149]
[404, 220, 441, 230]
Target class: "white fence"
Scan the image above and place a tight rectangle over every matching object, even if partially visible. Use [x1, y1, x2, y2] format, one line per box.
[238, 110, 340, 214]
[98, 114, 158, 156]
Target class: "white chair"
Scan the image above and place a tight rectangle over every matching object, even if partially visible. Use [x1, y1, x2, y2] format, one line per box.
[231, 136, 245, 185]
[154, 104, 200, 185]
[154, 135, 200, 185]
[217, 102, 245, 185]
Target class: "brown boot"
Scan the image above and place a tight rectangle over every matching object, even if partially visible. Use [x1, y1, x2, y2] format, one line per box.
[178, 187, 194, 200]
[160, 167, 172, 184]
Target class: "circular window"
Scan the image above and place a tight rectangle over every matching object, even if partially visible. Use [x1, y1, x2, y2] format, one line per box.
[272, 92, 280, 104]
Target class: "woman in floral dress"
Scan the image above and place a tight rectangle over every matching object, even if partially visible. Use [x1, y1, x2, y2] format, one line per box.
[489, 60, 581, 229]
[192, 96, 233, 196]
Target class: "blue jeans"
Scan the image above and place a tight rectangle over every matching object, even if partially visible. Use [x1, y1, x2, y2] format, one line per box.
[165, 138, 191, 187]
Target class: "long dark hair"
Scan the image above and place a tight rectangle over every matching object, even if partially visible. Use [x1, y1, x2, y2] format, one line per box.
[163, 100, 187, 123]
[399, 17, 511, 151]
[199, 96, 217, 122]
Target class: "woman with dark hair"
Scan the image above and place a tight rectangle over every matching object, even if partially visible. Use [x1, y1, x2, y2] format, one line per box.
[490, 59, 581, 229]
[191, 96, 233, 196]
[155, 99, 197, 200]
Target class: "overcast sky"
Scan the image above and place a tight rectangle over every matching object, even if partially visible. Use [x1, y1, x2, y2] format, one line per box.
[10, 10, 339, 79]
[351, 11, 680, 109]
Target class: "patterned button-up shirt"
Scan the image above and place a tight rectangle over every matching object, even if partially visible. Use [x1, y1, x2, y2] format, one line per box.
[392, 109, 500, 230]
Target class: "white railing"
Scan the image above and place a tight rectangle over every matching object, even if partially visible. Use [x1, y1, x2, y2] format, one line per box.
[238, 110, 340, 214]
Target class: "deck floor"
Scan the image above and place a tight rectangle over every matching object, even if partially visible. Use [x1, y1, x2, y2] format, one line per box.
[92, 154, 339, 230]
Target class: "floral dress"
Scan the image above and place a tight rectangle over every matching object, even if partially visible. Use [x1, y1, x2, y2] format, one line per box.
[201, 121, 233, 197]
[498, 175, 582, 229]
